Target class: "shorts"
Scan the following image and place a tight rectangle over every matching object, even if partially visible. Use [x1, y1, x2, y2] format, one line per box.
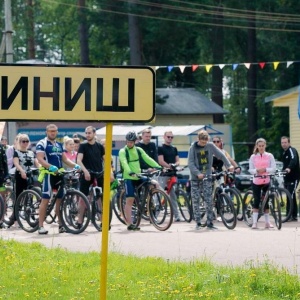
[42, 174, 64, 200]
[124, 179, 143, 197]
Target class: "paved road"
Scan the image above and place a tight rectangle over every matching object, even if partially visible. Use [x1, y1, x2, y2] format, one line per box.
[1, 218, 300, 275]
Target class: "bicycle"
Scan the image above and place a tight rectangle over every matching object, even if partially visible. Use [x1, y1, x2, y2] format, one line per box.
[4, 167, 41, 227]
[119, 169, 173, 231]
[214, 171, 243, 221]
[86, 170, 113, 231]
[191, 172, 237, 230]
[164, 164, 192, 222]
[242, 172, 285, 230]
[14, 168, 91, 234]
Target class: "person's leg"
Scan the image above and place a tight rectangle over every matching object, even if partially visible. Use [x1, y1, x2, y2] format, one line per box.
[38, 175, 51, 234]
[251, 184, 262, 228]
[203, 178, 213, 225]
[77, 177, 91, 225]
[191, 180, 201, 228]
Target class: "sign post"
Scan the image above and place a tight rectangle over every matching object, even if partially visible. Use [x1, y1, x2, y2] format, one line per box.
[0, 64, 155, 300]
[100, 122, 113, 300]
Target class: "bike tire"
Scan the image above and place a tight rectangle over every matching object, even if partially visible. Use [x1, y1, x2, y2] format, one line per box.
[0, 194, 4, 221]
[15, 189, 41, 233]
[3, 186, 16, 226]
[148, 188, 173, 231]
[263, 192, 282, 230]
[218, 193, 237, 229]
[276, 187, 293, 223]
[119, 190, 141, 227]
[226, 187, 243, 221]
[91, 193, 113, 232]
[242, 190, 255, 227]
[177, 188, 192, 222]
[112, 191, 126, 225]
[59, 190, 91, 234]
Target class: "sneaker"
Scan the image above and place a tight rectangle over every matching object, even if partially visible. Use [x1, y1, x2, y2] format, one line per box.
[174, 217, 181, 222]
[38, 226, 48, 234]
[75, 222, 82, 229]
[251, 223, 258, 229]
[0, 222, 7, 229]
[195, 222, 202, 230]
[265, 223, 274, 229]
[207, 223, 218, 230]
[127, 224, 140, 231]
[217, 216, 222, 222]
[59, 225, 67, 233]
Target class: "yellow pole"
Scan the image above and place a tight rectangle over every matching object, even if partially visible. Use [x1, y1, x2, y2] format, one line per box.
[100, 122, 113, 300]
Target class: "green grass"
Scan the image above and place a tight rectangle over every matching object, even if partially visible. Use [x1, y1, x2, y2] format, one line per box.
[1, 239, 300, 300]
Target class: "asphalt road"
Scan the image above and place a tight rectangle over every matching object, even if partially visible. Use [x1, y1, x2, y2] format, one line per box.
[1, 217, 300, 275]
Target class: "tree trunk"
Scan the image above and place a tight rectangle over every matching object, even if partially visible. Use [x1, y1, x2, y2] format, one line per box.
[27, 0, 35, 59]
[77, 0, 90, 64]
[247, 11, 257, 156]
[212, 3, 224, 123]
[128, 0, 142, 65]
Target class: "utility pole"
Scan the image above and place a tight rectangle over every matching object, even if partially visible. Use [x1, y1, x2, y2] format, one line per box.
[4, 0, 17, 144]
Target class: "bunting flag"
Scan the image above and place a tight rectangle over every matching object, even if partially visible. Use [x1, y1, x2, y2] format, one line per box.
[154, 60, 300, 73]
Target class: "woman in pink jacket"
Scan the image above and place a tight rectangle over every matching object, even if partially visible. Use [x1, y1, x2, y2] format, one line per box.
[248, 138, 276, 229]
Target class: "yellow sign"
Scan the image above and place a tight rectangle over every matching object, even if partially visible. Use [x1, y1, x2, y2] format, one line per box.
[0, 65, 155, 122]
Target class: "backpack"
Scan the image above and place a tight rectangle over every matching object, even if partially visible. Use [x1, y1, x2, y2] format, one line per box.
[120, 147, 143, 172]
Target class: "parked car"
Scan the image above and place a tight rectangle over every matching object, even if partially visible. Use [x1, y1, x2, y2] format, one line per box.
[235, 160, 284, 191]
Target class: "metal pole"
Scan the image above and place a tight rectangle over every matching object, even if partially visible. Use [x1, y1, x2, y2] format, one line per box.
[4, 0, 16, 144]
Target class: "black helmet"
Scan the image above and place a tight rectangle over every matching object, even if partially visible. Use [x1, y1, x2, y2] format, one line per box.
[125, 131, 137, 141]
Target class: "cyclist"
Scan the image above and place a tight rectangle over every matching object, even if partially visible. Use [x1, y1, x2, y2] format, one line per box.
[281, 136, 300, 222]
[188, 130, 234, 230]
[248, 138, 276, 229]
[0, 142, 8, 229]
[36, 124, 81, 234]
[158, 131, 181, 222]
[119, 131, 161, 231]
[76, 126, 114, 229]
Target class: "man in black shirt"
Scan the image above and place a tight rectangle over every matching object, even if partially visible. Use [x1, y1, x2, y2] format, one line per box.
[158, 131, 181, 221]
[76, 126, 105, 227]
[281, 136, 300, 221]
[135, 129, 158, 170]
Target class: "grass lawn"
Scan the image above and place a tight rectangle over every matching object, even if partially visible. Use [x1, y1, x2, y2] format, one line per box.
[0, 239, 299, 299]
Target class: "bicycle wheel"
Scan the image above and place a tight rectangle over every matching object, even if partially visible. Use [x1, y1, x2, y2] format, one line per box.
[59, 190, 91, 234]
[112, 191, 126, 225]
[3, 186, 16, 226]
[226, 187, 243, 221]
[0, 194, 4, 221]
[45, 196, 57, 224]
[276, 187, 293, 223]
[91, 193, 113, 232]
[242, 190, 254, 227]
[177, 188, 192, 222]
[218, 193, 237, 229]
[15, 190, 40, 233]
[263, 193, 282, 230]
[148, 188, 173, 231]
[119, 190, 141, 227]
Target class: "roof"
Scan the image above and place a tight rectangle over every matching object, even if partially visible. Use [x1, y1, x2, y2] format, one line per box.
[96, 125, 222, 141]
[265, 85, 299, 103]
[156, 88, 228, 115]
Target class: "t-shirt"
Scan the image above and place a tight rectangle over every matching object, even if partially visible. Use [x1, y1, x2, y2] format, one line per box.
[35, 137, 64, 168]
[158, 144, 178, 164]
[135, 141, 158, 169]
[13, 149, 35, 171]
[78, 142, 105, 172]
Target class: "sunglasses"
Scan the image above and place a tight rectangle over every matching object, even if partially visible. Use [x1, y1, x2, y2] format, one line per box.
[213, 140, 220, 143]
[21, 140, 29, 143]
[167, 136, 174, 139]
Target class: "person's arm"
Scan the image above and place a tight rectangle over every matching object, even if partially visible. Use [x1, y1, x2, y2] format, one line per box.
[62, 152, 77, 168]
[187, 147, 201, 178]
[13, 155, 27, 179]
[267, 154, 277, 173]
[248, 155, 257, 175]
[140, 149, 160, 169]
[212, 146, 233, 171]
[76, 152, 90, 181]
[36, 151, 51, 169]
[286, 148, 298, 172]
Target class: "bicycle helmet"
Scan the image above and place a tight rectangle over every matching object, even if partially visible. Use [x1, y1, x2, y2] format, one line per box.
[125, 131, 137, 141]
